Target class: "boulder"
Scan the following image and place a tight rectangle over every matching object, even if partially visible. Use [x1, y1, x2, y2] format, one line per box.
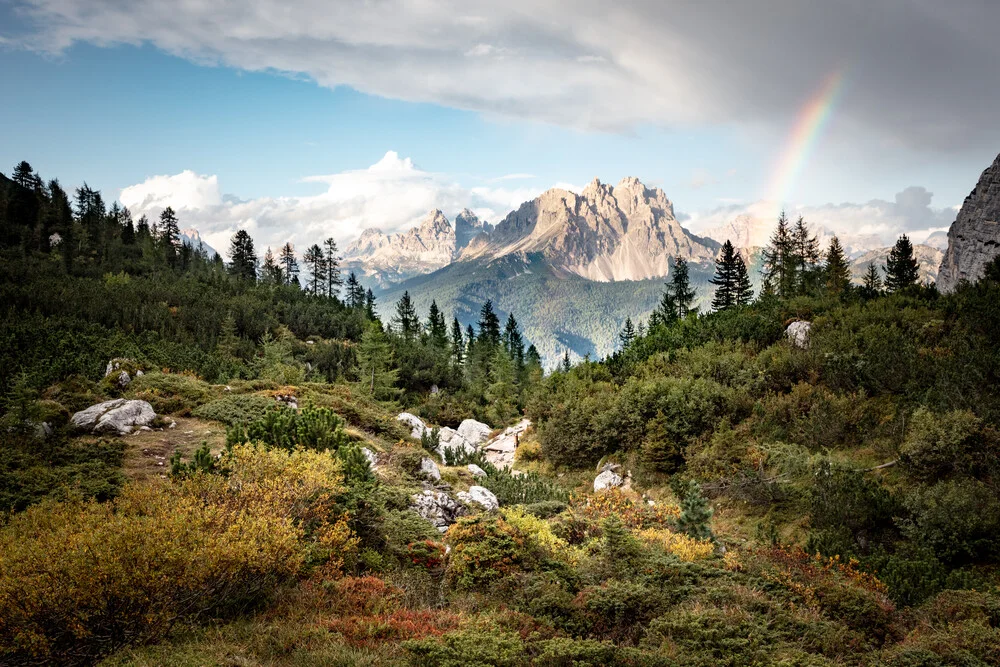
[361, 447, 378, 470]
[458, 485, 499, 512]
[785, 320, 811, 349]
[437, 427, 476, 460]
[420, 457, 441, 482]
[467, 464, 488, 478]
[594, 469, 624, 492]
[397, 412, 428, 439]
[411, 490, 467, 532]
[71, 399, 156, 435]
[104, 358, 138, 388]
[457, 419, 492, 445]
[482, 418, 531, 469]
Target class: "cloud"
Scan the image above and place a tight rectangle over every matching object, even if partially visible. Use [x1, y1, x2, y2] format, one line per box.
[119, 151, 547, 256]
[686, 186, 956, 251]
[10, 0, 1000, 153]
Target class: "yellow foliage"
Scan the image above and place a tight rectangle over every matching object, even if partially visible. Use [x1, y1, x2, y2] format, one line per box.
[0, 443, 356, 665]
[501, 507, 570, 559]
[635, 528, 715, 561]
[514, 439, 542, 463]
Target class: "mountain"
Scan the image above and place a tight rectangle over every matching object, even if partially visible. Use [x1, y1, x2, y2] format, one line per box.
[922, 230, 950, 251]
[937, 152, 1000, 292]
[460, 177, 718, 281]
[701, 214, 883, 257]
[180, 228, 218, 259]
[849, 244, 943, 284]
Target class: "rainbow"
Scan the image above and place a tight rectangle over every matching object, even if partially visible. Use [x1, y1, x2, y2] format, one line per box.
[765, 69, 845, 219]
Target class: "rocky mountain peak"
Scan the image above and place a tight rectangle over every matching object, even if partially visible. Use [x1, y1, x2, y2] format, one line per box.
[937, 152, 1000, 291]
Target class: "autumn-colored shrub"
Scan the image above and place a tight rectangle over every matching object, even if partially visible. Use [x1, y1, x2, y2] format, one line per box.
[573, 489, 680, 530]
[445, 515, 533, 590]
[636, 528, 714, 561]
[406, 540, 447, 570]
[327, 609, 460, 648]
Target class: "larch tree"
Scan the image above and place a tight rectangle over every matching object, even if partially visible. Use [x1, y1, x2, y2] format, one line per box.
[302, 243, 326, 294]
[279, 243, 299, 286]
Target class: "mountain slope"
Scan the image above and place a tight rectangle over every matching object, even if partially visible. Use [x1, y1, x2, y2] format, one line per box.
[938, 152, 1000, 291]
[849, 244, 943, 284]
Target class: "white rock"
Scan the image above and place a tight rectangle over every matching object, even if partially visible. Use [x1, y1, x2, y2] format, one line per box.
[482, 418, 531, 469]
[397, 412, 428, 439]
[785, 320, 812, 349]
[72, 399, 156, 436]
[361, 447, 378, 469]
[168, 421, 176, 429]
[437, 427, 476, 460]
[594, 469, 624, 492]
[467, 464, 488, 478]
[410, 490, 466, 532]
[457, 419, 492, 445]
[420, 457, 441, 481]
[458, 485, 499, 511]
[135, 370, 144, 377]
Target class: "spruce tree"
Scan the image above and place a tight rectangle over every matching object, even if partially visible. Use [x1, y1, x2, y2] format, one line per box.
[227, 230, 258, 282]
[450, 317, 465, 366]
[824, 236, 851, 297]
[365, 289, 377, 320]
[671, 256, 696, 318]
[427, 300, 448, 347]
[733, 252, 754, 306]
[345, 272, 364, 308]
[323, 237, 343, 299]
[884, 234, 920, 292]
[761, 211, 796, 297]
[502, 312, 525, 368]
[279, 242, 299, 286]
[120, 208, 136, 246]
[261, 246, 282, 283]
[710, 240, 738, 311]
[562, 349, 572, 372]
[676, 480, 715, 541]
[619, 317, 637, 349]
[465, 324, 476, 351]
[302, 243, 326, 294]
[861, 262, 883, 299]
[477, 300, 502, 348]
[159, 207, 180, 266]
[393, 291, 419, 340]
[792, 215, 821, 293]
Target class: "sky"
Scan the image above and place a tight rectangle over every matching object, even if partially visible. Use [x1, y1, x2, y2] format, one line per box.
[3, 0, 1000, 255]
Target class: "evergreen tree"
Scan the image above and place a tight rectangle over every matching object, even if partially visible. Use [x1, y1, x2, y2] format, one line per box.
[357, 322, 398, 399]
[279, 242, 299, 286]
[792, 215, 821, 292]
[323, 237, 342, 299]
[345, 272, 365, 308]
[710, 240, 739, 311]
[427, 300, 448, 347]
[884, 234, 920, 292]
[653, 256, 696, 324]
[465, 324, 476, 353]
[12, 161, 40, 189]
[159, 207, 180, 266]
[365, 289, 377, 320]
[450, 317, 465, 366]
[485, 348, 518, 425]
[861, 262, 883, 300]
[502, 312, 525, 369]
[120, 207, 135, 246]
[227, 230, 258, 282]
[619, 317, 637, 350]
[676, 480, 715, 541]
[733, 252, 754, 306]
[302, 243, 326, 294]
[477, 300, 502, 348]
[261, 246, 282, 283]
[824, 236, 851, 297]
[393, 291, 419, 340]
[562, 349, 572, 372]
[761, 211, 796, 297]
[525, 344, 542, 371]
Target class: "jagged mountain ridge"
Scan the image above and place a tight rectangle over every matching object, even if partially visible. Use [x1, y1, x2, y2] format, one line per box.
[937, 152, 1000, 291]
[849, 244, 943, 284]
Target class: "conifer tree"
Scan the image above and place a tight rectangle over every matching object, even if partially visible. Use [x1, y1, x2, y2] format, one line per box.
[562, 349, 572, 372]
[450, 317, 465, 366]
[279, 242, 299, 286]
[365, 288, 377, 320]
[792, 215, 821, 292]
[120, 207, 136, 246]
[357, 322, 398, 399]
[393, 291, 419, 340]
[861, 262, 883, 299]
[303, 243, 326, 294]
[502, 312, 525, 369]
[676, 480, 715, 541]
[884, 234, 920, 292]
[671, 256, 696, 318]
[427, 300, 448, 347]
[323, 237, 342, 299]
[12, 161, 39, 189]
[525, 344, 542, 372]
[477, 300, 502, 348]
[486, 348, 518, 425]
[761, 211, 796, 297]
[227, 230, 258, 282]
[824, 236, 851, 297]
[619, 317, 637, 349]
[710, 240, 738, 311]
[261, 247, 282, 283]
[465, 324, 476, 352]
[733, 252, 754, 306]
[345, 272, 364, 308]
[159, 207, 180, 266]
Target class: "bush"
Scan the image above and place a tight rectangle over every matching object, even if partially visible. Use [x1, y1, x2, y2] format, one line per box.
[191, 393, 276, 425]
[126, 371, 213, 415]
[445, 515, 533, 591]
[226, 404, 350, 453]
[899, 479, 1000, 565]
[900, 407, 999, 482]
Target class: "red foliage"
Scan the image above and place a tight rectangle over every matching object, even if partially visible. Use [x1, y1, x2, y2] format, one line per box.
[405, 540, 447, 570]
[326, 609, 461, 648]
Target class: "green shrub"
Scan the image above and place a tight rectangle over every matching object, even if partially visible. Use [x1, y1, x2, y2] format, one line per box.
[445, 516, 533, 591]
[226, 404, 350, 453]
[900, 407, 999, 482]
[126, 371, 213, 415]
[191, 393, 276, 425]
[404, 629, 524, 667]
[899, 479, 1000, 565]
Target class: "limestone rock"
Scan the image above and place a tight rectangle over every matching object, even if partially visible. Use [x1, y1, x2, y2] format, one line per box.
[397, 412, 428, 439]
[72, 399, 156, 435]
[594, 469, 624, 492]
[411, 490, 467, 532]
[437, 427, 476, 460]
[361, 447, 378, 470]
[481, 418, 531, 469]
[104, 358, 138, 388]
[458, 485, 499, 511]
[938, 152, 1000, 292]
[457, 419, 492, 445]
[420, 457, 441, 482]
[467, 464, 488, 478]
[785, 321, 811, 349]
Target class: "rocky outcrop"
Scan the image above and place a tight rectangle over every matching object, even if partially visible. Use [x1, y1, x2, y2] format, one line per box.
[343, 210, 459, 286]
[411, 490, 467, 532]
[104, 358, 143, 389]
[458, 485, 499, 511]
[437, 427, 476, 460]
[786, 321, 811, 350]
[938, 153, 1000, 292]
[467, 464, 488, 478]
[457, 419, 492, 445]
[850, 245, 943, 285]
[71, 399, 156, 435]
[481, 419, 531, 469]
[594, 463, 625, 492]
[461, 177, 718, 281]
[420, 457, 441, 482]
[361, 447, 378, 470]
[397, 412, 428, 439]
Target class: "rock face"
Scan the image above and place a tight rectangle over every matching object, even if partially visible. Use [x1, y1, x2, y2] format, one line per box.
[71, 399, 156, 435]
[938, 153, 1000, 292]
[461, 177, 718, 281]
[457, 419, 492, 445]
[411, 490, 467, 532]
[343, 209, 490, 287]
[481, 419, 531, 469]
[850, 244, 943, 285]
[786, 321, 812, 349]
[458, 486, 499, 511]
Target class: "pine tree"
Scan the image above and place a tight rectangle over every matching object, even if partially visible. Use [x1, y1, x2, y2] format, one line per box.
[733, 252, 754, 306]
[159, 207, 180, 266]
[824, 236, 851, 297]
[861, 262, 883, 299]
[279, 242, 299, 286]
[792, 215, 821, 293]
[761, 211, 796, 297]
[12, 161, 39, 189]
[451, 317, 465, 366]
[427, 300, 448, 347]
[393, 291, 419, 340]
[710, 240, 738, 311]
[619, 317, 637, 350]
[477, 300, 502, 348]
[365, 289, 377, 320]
[357, 322, 398, 399]
[302, 243, 326, 294]
[345, 272, 365, 308]
[323, 237, 342, 299]
[227, 230, 258, 282]
[502, 312, 525, 369]
[884, 234, 920, 292]
[261, 247, 282, 283]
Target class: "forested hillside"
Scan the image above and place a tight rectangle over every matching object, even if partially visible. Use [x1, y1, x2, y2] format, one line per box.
[2, 161, 1000, 666]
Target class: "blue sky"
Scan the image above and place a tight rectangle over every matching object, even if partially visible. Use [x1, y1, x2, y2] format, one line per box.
[3, 0, 999, 252]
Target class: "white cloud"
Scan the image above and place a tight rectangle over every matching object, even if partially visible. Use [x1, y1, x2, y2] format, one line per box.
[119, 151, 549, 257]
[12, 0, 1000, 153]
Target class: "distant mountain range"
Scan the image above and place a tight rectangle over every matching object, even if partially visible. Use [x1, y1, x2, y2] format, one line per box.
[179, 228, 218, 259]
